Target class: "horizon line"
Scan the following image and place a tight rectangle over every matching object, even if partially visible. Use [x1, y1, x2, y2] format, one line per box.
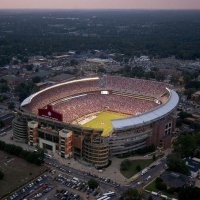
[0, 8, 200, 11]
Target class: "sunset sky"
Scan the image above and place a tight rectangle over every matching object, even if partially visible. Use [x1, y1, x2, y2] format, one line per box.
[0, 0, 199, 10]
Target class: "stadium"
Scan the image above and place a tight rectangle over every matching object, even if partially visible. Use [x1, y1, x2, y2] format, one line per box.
[13, 75, 179, 168]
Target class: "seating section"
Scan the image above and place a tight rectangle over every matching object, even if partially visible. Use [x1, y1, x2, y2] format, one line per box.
[22, 76, 169, 120]
[24, 80, 100, 114]
[52, 93, 157, 123]
[104, 75, 169, 98]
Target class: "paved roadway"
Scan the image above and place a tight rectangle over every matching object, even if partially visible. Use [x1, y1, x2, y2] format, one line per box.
[130, 158, 166, 189]
[45, 155, 168, 200]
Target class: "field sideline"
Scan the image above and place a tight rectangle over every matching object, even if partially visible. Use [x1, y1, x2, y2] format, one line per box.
[83, 111, 128, 137]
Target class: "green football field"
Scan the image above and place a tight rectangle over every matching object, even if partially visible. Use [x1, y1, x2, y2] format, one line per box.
[83, 111, 128, 137]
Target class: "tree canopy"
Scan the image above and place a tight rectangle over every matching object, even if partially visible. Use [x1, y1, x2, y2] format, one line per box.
[120, 188, 141, 200]
[0, 141, 44, 166]
[166, 153, 190, 175]
[178, 187, 200, 200]
[0, 170, 4, 180]
[87, 179, 99, 190]
[173, 133, 200, 157]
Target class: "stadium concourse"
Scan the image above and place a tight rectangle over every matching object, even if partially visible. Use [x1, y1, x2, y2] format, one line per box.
[12, 75, 179, 168]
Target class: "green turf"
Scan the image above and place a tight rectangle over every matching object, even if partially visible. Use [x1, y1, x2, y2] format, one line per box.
[120, 159, 154, 179]
[83, 111, 128, 137]
[145, 179, 177, 198]
[145, 179, 160, 192]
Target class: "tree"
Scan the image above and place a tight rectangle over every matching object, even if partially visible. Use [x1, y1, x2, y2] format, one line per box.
[98, 67, 106, 73]
[136, 165, 141, 172]
[0, 170, 4, 180]
[178, 187, 200, 200]
[155, 177, 167, 190]
[32, 76, 41, 83]
[184, 88, 195, 99]
[148, 196, 153, 200]
[0, 95, 8, 102]
[120, 159, 131, 171]
[88, 179, 99, 190]
[25, 64, 33, 71]
[120, 188, 141, 200]
[0, 120, 4, 129]
[15, 82, 35, 101]
[70, 59, 78, 66]
[166, 153, 190, 175]
[155, 72, 165, 81]
[178, 111, 192, 120]
[185, 81, 200, 90]
[8, 102, 15, 110]
[170, 75, 179, 85]
[152, 154, 156, 161]
[0, 140, 44, 166]
[0, 79, 10, 93]
[173, 134, 196, 157]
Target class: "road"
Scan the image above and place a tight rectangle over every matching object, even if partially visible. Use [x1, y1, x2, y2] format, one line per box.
[44, 154, 169, 200]
[130, 158, 166, 189]
[45, 157, 124, 199]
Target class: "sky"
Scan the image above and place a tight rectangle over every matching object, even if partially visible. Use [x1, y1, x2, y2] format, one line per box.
[0, 0, 199, 10]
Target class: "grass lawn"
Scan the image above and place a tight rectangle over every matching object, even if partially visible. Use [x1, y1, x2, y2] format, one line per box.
[146, 179, 160, 192]
[120, 159, 154, 179]
[0, 151, 47, 198]
[83, 111, 128, 137]
[145, 179, 177, 198]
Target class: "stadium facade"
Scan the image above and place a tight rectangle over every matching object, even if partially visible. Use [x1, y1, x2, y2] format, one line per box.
[12, 76, 179, 168]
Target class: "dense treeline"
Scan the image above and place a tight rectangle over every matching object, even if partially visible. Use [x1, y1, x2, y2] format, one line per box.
[0, 79, 10, 93]
[178, 187, 200, 200]
[15, 81, 36, 101]
[0, 141, 44, 165]
[0, 10, 200, 66]
[120, 66, 164, 81]
[185, 81, 200, 90]
[173, 133, 200, 158]
[165, 133, 200, 175]
[166, 153, 190, 175]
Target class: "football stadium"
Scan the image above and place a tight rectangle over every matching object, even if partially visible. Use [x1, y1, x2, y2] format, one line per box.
[13, 75, 179, 168]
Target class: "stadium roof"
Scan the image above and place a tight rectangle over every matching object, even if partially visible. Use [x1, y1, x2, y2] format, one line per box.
[111, 89, 179, 130]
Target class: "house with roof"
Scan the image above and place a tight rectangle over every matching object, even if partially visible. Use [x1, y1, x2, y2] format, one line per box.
[160, 171, 193, 189]
[185, 157, 200, 178]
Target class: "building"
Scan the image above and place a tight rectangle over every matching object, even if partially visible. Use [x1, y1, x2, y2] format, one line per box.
[185, 157, 200, 178]
[160, 171, 193, 189]
[12, 76, 179, 167]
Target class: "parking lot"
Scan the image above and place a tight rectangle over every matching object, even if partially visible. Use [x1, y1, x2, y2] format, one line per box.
[0, 151, 47, 198]
[5, 174, 53, 200]
[5, 167, 118, 200]
[45, 158, 121, 197]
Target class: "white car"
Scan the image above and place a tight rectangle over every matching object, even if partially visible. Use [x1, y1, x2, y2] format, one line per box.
[146, 175, 151, 181]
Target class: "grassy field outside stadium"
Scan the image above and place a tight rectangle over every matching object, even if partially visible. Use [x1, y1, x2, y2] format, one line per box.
[0, 151, 47, 198]
[83, 111, 128, 137]
[145, 179, 177, 198]
[120, 159, 154, 178]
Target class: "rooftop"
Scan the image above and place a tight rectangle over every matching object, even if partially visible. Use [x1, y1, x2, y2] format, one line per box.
[185, 157, 200, 173]
[160, 171, 191, 188]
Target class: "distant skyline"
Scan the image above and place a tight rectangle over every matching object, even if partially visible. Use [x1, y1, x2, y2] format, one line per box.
[0, 0, 200, 10]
